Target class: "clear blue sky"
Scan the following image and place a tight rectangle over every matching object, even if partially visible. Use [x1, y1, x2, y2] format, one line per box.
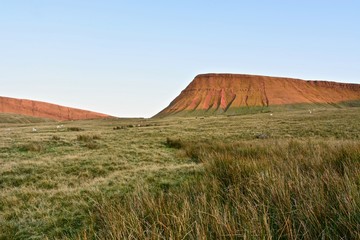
[1, 1, 359, 117]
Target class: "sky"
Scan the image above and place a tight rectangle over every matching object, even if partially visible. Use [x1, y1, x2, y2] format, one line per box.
[1, 1, 359, 118]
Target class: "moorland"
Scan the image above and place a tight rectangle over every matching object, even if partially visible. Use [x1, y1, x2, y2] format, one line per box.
[0, 106, 359, 239]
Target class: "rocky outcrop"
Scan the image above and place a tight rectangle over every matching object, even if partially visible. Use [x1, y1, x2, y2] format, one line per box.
[0, 96, 110, 121]
[155, 73, 360, 117]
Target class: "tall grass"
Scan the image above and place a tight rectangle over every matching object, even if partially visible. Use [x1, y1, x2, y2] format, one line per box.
[1, 108, 359, 238]
[92, 140, 360, 239]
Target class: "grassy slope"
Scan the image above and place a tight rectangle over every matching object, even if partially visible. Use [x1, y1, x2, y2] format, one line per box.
[155, 100, 360, 117]
[0, 108, 359, 239]
[0, 113, 54, 124]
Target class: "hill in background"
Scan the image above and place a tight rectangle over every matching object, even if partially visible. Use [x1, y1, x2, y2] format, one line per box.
[0, 96, 110, 121]
[156, 73, 360, 117]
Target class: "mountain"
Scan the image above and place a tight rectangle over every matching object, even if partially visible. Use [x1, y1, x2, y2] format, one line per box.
[155, 73, 360, 117]
[0, 96, 110, 121]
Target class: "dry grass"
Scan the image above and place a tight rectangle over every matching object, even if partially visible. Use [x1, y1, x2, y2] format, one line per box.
[92, 140, 360, 239]
[0, 107, 359, 239]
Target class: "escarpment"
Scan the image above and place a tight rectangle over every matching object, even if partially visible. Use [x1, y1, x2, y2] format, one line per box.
[155, 73, 360, 117]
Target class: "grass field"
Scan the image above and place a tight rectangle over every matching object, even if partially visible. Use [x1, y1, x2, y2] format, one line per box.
[0, 107, 359, 239]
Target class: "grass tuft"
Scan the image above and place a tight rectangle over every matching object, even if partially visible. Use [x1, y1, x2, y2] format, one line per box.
[19, 142, 44, 152]
[85, 142, 101, 150]
[165, 137, 183, 149]
[67, 127, 84, 132]
[77, 134, 101, 142]
[51, 135, 61, 141]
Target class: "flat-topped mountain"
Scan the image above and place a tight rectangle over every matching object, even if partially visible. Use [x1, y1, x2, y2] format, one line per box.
[0, 96, 110, 121]
[155, 73, 360, 117]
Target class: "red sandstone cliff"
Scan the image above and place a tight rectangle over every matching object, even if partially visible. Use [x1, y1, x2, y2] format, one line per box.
[0, 96, 110, 121]
[156, 73, 360, 117]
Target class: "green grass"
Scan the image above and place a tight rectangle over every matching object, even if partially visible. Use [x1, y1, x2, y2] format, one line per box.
[0, 107, 359, 239]
[0, 113, 54, 124]
[155, 100, 360, 118]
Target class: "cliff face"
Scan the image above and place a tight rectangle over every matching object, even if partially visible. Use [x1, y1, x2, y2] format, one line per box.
[156, 73, 360, 117]
[0, 96, 110, 121]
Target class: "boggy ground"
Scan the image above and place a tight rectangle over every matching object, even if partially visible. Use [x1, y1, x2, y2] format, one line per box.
[0, 107, 359, 239]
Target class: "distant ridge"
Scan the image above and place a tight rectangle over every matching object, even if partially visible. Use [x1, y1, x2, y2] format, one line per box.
[0, 96, 110, 121]
[155, 73, 360, 117]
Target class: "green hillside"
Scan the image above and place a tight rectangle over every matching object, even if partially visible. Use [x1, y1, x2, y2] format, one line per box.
[0, 113, 54, 124]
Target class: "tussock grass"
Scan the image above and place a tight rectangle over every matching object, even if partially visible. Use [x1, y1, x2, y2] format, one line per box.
[67, 127, 84, 132]
[18, 142, 44, 152]
[77, 134, 101, 142]
[84, 141, 101, 150]
[0, 107, 359, 239]
[92, 140, 360, 239]
[165, 137, 183, 149]
[51, 135, 61, 141]
[77, 134, 101, 149]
